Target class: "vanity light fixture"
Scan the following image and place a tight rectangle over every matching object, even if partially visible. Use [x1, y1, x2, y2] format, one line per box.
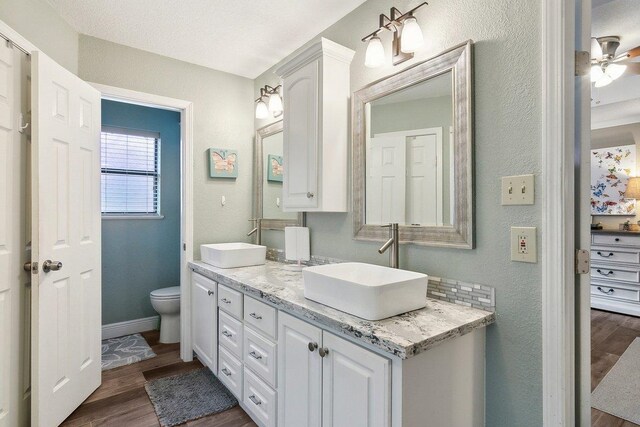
[362, 2, 428, 68]
[255, 84, 283, 118]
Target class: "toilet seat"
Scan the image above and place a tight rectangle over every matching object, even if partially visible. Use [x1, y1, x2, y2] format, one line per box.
[150, 286, 180, 299]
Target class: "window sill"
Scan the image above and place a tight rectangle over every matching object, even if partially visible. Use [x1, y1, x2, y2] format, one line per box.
[102, 215, 165, 220]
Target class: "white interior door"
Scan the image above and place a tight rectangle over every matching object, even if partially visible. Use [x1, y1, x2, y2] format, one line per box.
[0, 41, 31, 427]
[31, 51, 101, 427]
[406, 133, 441, 226]
[366, 136, 406, 224]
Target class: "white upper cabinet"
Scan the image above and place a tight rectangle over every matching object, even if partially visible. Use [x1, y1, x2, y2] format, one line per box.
[276, 38, 355, 212]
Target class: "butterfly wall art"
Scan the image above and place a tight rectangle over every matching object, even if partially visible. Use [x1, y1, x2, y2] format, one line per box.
[590, 145, 636, 215]
[209, 148, 238, 178]
[267, 154, 283, 182]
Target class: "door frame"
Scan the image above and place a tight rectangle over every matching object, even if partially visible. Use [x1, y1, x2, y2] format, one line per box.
[89, 83, 195, 362]
[541, 0, 590, 425]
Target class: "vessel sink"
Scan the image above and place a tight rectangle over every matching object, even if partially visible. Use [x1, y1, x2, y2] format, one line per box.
[303, 262, 428, 320]
[200, 243, 266, 269]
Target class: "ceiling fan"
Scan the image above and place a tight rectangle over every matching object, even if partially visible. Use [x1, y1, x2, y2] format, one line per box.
[590, 36, 640, 87]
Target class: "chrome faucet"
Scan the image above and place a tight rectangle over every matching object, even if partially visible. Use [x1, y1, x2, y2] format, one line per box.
[378, 223, 399, 269]
[247, 218, 262, 245]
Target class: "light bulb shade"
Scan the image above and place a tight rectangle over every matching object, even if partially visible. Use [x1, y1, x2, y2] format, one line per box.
[625, 177, 640, 199]
[268, 93, 283, 114]
[591, 37, 603, 60]
[594, 74, 613, 88]
[400, 16, 424, 53]
[591, 65, 604, 82]
[365, 36, 385, 68]
[255, 100, 269, 119]
[605, 63, 627, 80]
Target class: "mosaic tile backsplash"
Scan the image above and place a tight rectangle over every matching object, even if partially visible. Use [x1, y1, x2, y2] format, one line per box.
[266, 248, 496, 312]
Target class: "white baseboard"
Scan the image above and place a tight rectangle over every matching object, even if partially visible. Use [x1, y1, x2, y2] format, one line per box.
[102, 316, 160, 340]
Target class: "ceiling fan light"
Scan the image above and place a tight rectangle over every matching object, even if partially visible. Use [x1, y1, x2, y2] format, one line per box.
[594, 74, 613, 88]
[400, 16, 424, 53]
[590, 65, 604, 82]
[268, 93, 283, 114]
[255, 99, 269, 119]
[365, 36, 385, 68]
[591, 37, 603, 60]
[605, 63, 627, 80]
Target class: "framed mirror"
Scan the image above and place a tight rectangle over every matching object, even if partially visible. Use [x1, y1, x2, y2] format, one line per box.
[254, 121, 303, 230]
[353, 41, 473, 248]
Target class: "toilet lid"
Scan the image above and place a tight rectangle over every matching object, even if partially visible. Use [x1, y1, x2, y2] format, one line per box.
[151, 286, 181, 299]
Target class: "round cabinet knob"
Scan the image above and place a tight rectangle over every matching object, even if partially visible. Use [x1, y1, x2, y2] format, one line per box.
[615, 238, 620, 242]
[207, 290, 214, 296]
[308, 342, 318, 352]
[306, 192, 315, 199]
[319, 347, 329, 358]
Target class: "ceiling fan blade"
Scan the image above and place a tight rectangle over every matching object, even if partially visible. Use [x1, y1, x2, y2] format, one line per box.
[626, 46, 640, 59]
[626, 62, 640, 74]
[591, 37, 604, 60]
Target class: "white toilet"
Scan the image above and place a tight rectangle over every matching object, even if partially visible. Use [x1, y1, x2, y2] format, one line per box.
[150, 286, 181, 344]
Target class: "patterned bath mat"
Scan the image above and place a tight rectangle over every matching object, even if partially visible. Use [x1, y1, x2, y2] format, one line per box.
[145, 368, 238, 427]
[101, 333, 156, 371]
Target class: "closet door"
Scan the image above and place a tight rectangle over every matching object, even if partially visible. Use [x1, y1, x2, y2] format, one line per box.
[31, 51, 102, 427]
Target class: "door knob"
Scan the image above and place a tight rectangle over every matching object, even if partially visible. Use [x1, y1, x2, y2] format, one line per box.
[23, 262, 36, 273]
[42, 260, 62, 273]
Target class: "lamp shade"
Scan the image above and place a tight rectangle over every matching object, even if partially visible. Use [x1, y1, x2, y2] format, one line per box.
[255, 99, 269, 119]
[591, 65, 604, 82]
[625, 177, 640, 199]
[605, 63, 627, 80]
[268, 93, 283, 114]
[400, 16, 424, 53]
[365, 36, 385, 68]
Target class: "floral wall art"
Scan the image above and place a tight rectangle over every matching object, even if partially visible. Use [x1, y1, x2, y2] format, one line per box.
[591, 145, 636, 215]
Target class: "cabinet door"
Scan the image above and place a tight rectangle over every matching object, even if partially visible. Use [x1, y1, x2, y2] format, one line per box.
[278, 312, 322, 427]
[322, 332, 390, 427]
[191, 273, 218, 373]
[283, 60, 319, 210]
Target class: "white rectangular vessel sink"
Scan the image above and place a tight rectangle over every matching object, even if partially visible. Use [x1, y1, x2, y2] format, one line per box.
[201, 243, 266, 269]
[303, 262, 428, 320]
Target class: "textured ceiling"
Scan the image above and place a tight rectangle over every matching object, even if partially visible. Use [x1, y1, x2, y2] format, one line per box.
[593, 0, 640, 54]
[50, 0, 367, 79]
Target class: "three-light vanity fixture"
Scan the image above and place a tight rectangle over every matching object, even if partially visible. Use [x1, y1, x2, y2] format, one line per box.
[362, 2, 428, 68]
[255, 84, 283, 119]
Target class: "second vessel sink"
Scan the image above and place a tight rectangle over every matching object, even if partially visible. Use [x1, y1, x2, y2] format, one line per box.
[303, 262, 428, 320]
[200, 243, 266, 269]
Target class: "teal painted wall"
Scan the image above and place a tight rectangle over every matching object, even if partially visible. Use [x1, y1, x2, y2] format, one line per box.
[101, 100, 181, 325]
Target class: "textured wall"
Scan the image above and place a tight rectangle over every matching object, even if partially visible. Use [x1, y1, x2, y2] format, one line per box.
[0, 0, 78, 73]
[254, 0, 543, 424]
[78, 35, 256, 258]
[101, 100, 181, 325]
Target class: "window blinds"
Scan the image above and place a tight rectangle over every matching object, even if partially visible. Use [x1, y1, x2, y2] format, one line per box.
[100, 127, 160, 215]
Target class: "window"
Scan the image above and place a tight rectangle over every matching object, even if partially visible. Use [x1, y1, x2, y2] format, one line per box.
[101, 127, 160, 216]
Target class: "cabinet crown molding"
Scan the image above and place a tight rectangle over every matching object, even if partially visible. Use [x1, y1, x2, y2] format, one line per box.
[276, 37, 355, 78]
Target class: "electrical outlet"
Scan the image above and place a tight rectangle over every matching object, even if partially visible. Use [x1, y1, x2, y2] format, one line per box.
[502, 174, 535, 205]
[511, 227, 537, 263]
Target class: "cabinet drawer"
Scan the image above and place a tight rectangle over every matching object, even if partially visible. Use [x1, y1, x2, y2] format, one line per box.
[219, 310, 243, 358]
[244, 297, 277, 339]
[218, 346, 243, 399]
[592, 233, 640, 247]
[591, 284, 640, 302]
[244, 326, 277, 387]
[218, 283, 243, 319]
[244, 367, 277, 427]
[591, 248, 640, 265]
[591, 266, 640, 283]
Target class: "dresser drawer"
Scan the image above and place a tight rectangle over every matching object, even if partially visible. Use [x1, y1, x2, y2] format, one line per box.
[591, 266, 640, 284]
[244, 297, 277, 339]
[591, 284, 640, 303]
[219, 310, 243, 358]
[591, 247, 640, 265]
[218, 284, 243, 319]
[243, 326, 277, 387]
[243, 367, 277, 427]
[218, 346, 243, 399]
[592, 233, 640, 248]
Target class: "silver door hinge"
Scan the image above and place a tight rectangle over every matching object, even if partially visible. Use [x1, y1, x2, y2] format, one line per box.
[576, 249, 590, 274]
[575, 51, 591, 77]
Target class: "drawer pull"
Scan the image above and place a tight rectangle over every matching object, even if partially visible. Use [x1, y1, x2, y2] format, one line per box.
[615, 238, 620, 242]
[221, 367, 232, 376]
[249, 312, 263, 320]
[596, 251, 614, 258]
[249, 351, 263, 360]
[221, 298, 231, 304]
[596, 269, 614, 276]
[249, 394, 262, 406]
[207, 290, 214, 296]
[597, 286, 615, 295]
[221, 330, 233, 338]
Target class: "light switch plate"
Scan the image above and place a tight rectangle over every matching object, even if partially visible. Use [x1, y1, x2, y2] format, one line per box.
[502, 174, 535, 205]
[511, 227, 537, 263]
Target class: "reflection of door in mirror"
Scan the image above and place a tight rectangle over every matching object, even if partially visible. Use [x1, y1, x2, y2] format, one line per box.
[262, 131, 298, 220]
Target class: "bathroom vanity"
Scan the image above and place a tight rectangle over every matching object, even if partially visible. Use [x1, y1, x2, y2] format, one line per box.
[189, 260, 494, 427]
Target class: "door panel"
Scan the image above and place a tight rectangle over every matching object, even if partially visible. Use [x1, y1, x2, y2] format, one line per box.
[366, 136, 406, 224]
[191, 273, 217, 372]
[31, 51, 101, 427]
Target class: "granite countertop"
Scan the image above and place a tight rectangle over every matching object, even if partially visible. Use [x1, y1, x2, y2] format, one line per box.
[591, 229, 640, 235]
[189, 260, 495, 359]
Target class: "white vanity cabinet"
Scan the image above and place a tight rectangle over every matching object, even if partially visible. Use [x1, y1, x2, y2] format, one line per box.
[191, 273, 218, 373]
[278, 312, 390, 427]
[276, 38, 355, 212]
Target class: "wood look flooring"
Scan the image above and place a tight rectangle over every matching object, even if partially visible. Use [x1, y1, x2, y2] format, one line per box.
[60, 330, 257, 427]
[591, 309, 640, 427]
